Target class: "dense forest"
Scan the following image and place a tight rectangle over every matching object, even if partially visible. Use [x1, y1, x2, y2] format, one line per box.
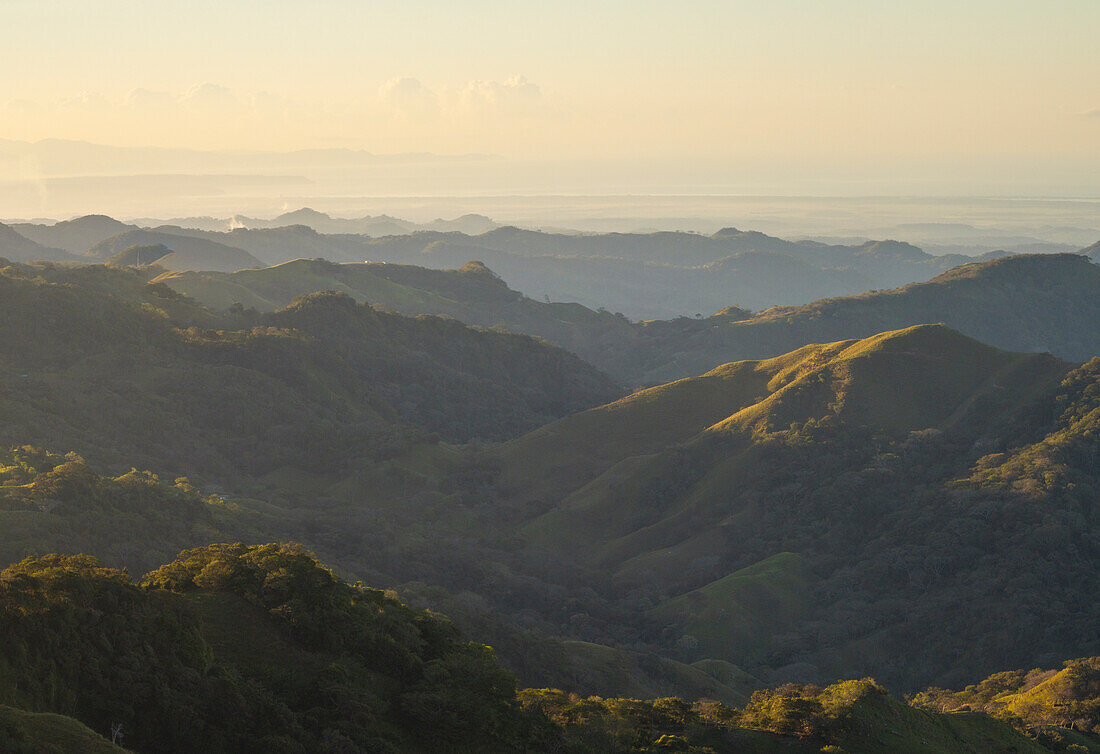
[0, 259, 620, 476]
[1, 544, 1097, 752]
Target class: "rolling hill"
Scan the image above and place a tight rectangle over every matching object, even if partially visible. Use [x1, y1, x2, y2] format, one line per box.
[10, 213, 134, 253]
[0, 221, 77, 262]
[2, 255, 1099, 720]
[494, 325, 1100, 690]
[87, 228, 264, 272]
[624, 252, 1100, 384]
[0, 260, 620, 480]
[154, 252, 1100, 387]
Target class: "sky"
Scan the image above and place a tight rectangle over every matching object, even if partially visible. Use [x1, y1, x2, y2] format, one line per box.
[1, 0, 1099, 196]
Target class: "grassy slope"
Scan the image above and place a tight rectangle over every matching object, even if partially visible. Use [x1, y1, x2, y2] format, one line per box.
[651, 553, 811, 665]
[498, 358, 777, 513]
[0, 705, 128, 753]
[822, 684, 1050, 754]
[516, 325, 1068, 556]
[637, 253, 1100, 385]
[557, 640, 758, 705]
[505, 325, 1082, 688]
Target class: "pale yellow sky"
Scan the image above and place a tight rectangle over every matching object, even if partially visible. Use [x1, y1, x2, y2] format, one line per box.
[1, 1, 1098, 185]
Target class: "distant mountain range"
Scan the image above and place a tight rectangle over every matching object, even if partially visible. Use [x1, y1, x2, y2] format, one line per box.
[3, 214, 1097, 387]
[0, 221, 77, 262]
[3, 212, 1059, 319]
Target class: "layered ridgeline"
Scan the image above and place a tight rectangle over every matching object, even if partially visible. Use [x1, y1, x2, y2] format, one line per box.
[0, 221, 77, 263]
[494, 325, 1100, 691]
[1, 543, 1095, 753]
[9, 214, 134, 254]
[156, 253, 1100, 386]
[141, 223, 1005, 319]
[1, 256, 1099, 738]
[7, 214, 1025, 318]
[86, 228, 264, 272]
[0, 259, 621, 479]
[155, 258, 642, 376]
[626, 252, 1100, 384]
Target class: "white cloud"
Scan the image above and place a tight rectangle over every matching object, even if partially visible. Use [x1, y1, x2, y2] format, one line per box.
[378, 77, 439, 121]
[57, 91, 109, 110]
[179, 82, 236, 110]
[125, 88, 173, 109]
[459, 75, 542, 116]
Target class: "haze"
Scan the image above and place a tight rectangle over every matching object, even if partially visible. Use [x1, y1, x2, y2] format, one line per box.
[2, 0, 1099, 217]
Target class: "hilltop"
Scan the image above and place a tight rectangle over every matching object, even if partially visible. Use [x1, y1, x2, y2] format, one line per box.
[10, 214, 134, 253]
[87, 228, 264, 272]
[0, 544, 534, 752]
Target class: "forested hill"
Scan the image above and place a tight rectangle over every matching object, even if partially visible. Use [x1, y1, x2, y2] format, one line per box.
[0, 259, 621, 479]
[155, 257, 642, 371]
[2, 542, 1096, 752]
[156, 252, 1100, 387]
[624, 252, 1100, 384]
[496, 325, 1100, 690]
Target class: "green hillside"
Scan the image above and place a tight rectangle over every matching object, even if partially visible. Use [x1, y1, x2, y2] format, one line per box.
[108, 242, 173, 267]
[154, 252, 1100, 388]
[0, 544, 535, 752]
[1, 255, 1098, 735]
[0, 705, 128, 753]
[630, 253, 1100, 384]
[913, 657, 1100, 751]
[0, 260, 621, 479]
[498, 326, 1100, 689]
